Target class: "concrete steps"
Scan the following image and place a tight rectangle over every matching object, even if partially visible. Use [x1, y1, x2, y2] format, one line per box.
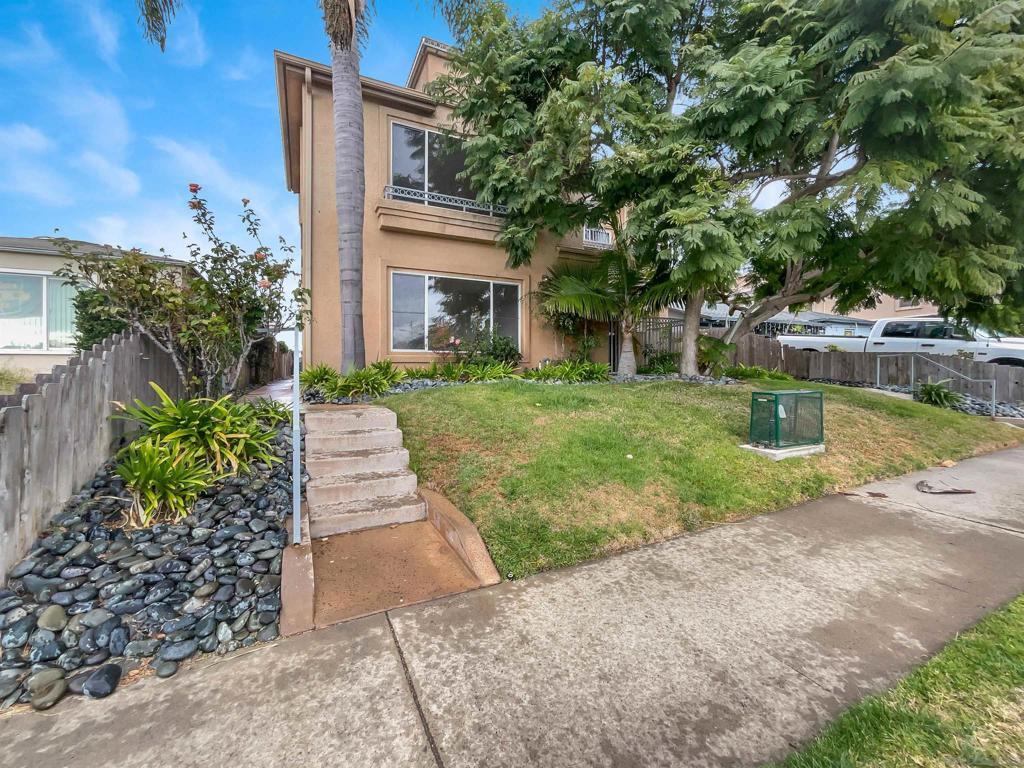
[303, 406, 425, 537]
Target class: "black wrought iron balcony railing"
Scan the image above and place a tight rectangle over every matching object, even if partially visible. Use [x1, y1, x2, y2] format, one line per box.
[384, 185, 508, 217]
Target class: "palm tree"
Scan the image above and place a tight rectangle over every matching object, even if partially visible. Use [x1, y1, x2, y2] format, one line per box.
[138, 0, 477, 373]
[534, 250, 685, 376]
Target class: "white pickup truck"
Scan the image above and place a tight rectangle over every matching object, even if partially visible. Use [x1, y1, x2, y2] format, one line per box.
[778, 317, 1024, 366]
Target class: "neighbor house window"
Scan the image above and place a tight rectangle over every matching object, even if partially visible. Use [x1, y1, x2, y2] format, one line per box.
[0, 272, 77, 352]
[390, 271, 521, 352]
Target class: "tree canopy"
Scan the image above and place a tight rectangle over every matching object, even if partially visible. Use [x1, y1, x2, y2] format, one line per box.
[437, 0, 1024, 366]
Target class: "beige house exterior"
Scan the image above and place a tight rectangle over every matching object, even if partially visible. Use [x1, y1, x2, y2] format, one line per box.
[812, 295, 939, 321]
[0, 237, 188, 376]
[275, 40, 610, 370]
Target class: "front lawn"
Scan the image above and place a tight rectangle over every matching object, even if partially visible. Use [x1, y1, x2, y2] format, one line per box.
[771, 594, 1024, 768]
[383, 379, 1020, 578]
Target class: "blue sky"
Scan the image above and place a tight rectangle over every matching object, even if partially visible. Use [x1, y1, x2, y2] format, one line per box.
[0, 0, 542, 260]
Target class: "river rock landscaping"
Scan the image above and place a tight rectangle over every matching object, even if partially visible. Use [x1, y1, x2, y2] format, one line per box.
[808, 379, 1024, 418]
[0, 428, 297, 713]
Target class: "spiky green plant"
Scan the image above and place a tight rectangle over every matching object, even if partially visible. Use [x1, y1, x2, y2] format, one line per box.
[116, 438, 217, 527]
[299, 363, 340, 393]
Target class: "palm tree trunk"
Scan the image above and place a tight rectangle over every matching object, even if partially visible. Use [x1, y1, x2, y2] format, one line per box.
[617, 318, 637, 376]
[331, 43, 366, 372]
[678, 289, 705, 376]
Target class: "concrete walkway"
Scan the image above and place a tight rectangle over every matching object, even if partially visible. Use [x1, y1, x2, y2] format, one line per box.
[4, 448, 1024, 768]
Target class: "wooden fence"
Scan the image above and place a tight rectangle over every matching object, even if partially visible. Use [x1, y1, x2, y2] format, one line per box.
[723, 332, 1024, 404]
[0, 332, 184, 582]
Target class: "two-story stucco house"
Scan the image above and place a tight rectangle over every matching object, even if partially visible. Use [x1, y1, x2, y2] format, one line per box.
[274, 39, 611, 370]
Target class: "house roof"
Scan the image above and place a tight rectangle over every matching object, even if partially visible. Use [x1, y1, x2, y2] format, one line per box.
[405, 36, 453, 89]
[274, 49, 438, 194]
[0, 236, 190, 266]
[690, 302, 874, 327]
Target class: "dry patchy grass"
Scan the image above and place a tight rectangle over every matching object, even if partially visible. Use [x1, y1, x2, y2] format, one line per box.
[384, 379, 1019, 578]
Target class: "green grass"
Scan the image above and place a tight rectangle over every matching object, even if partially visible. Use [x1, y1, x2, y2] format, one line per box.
[382, 379, 1020, 578]
[771, 595, 1024, 768]
[0, 366, 28, 395]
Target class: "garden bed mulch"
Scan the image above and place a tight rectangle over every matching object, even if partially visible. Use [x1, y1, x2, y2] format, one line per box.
[0, 428, 298, 713]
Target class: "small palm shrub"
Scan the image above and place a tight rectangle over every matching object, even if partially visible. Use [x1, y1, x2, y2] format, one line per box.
[462, 361, 518, 381]
[723, 364, 794, 381]
[320, 367, 392, 399]
[916, 378, 965, 409]
[523, 360, 611, 382]
[406, 363, 441, 380]
[369, 359, 407, 387]
[299, 363, 340, 393]
[115, 383, 280, 474]
[115, 438, 217, 527]
[697, 336, 735, 377]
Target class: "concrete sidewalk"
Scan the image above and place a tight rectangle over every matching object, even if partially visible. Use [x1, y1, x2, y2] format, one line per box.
[4, 448, 1024, 768]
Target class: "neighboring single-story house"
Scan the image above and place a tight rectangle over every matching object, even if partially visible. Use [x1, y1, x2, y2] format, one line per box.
[812, 295, 939, 321]
[274, 39, 613, 369]
[0, 237, 188, 375]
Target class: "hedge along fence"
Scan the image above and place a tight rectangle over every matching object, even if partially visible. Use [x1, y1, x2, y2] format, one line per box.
[716, 331, 1024, 404]
[0, 332, 184, 583]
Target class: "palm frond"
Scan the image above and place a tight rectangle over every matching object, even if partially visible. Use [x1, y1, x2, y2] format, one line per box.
[136, 0, 181, 51]
[320, 0, 375, 50]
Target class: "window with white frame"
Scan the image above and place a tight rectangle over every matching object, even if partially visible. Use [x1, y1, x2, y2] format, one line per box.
[583, 225, 613, 248]
[391, 271, 520, 352]
[0, 272, 78, 352]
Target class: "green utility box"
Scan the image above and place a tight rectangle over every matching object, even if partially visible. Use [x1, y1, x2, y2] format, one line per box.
[748, 390, 824, 449]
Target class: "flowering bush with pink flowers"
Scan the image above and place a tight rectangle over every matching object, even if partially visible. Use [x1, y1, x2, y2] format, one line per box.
[57, 186, 309, 396]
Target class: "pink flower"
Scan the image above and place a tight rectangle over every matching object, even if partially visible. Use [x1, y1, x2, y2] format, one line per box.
[189, 183, 201, 194]
[449, 336, 455, 344]
[241, 197, 250, 206]
[254, 251, 267, 262]
[454, 338, 462, 346]
[258, 279, 271, 289]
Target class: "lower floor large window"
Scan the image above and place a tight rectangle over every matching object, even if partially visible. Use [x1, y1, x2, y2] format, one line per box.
[0, 272, 77, 352]
[391, 271, 520, 352]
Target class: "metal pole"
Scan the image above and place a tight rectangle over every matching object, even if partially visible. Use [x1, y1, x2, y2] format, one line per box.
[911, 355, 916, 395]
[991, 380, 996, 419]
[291, 326, 301, 545]
[875, 356, 880, 388]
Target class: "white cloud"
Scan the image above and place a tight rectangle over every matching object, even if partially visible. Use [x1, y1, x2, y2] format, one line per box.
[52, 85, 132, 160]
[0, 124, 72, 205]
[167, 5, 209, 68]
[0, 24, 58, 69]
[0, 123, 54, 153]
[76, 150, 141, 197]
[222, 46, 262, 81]
[80, 1, 121, 70]
[80, 202, 197, 258]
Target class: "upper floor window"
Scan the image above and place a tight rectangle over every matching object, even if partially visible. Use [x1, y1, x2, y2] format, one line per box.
[387, 122, 507, 216]
[583, 226, 613, 248]
[0, 272, 78, 352]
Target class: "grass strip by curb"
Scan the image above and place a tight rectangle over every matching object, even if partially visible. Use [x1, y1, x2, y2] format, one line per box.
[772, 595, 1024, 768]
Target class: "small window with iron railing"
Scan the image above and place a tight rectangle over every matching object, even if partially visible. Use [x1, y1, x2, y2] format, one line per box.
[385, 122, 507, 216]
[583, 225, 613, 248]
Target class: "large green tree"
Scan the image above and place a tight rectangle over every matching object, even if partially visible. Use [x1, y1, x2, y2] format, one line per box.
[433, 0, 753, 374]
[691, 0, 1024, 340]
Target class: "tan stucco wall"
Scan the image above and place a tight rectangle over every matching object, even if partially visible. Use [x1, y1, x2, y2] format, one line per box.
[813, 296, 939, 320]
[300, 64, 609, 369]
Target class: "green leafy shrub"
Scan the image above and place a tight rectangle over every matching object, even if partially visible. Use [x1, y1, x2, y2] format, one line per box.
[697, 336, 735, 377]
[523, 360, 611, 382]
[115, 383, 280, 474]
[638, 351, 678, 375]
[916, 378, 965, 409]
[723, 364, 794, 381]
[115, 438, 217, 527]
[462, 361, 519, 381]
[249, 397, 291, 426]
[320, 367, 392, 399]
[406, 363, 441, 380]
[482, 333, 523, 366]
[299, 363, 340, 392]
[369, 359, 407, 387]
[72, 287, 128, 352]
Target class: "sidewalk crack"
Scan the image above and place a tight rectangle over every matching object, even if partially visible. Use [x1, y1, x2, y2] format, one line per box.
[386, 611, 446, 768]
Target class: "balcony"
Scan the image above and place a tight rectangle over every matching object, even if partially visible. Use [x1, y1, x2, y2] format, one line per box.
[583, 226, 614, 249]
[384, 185, 507, 217]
